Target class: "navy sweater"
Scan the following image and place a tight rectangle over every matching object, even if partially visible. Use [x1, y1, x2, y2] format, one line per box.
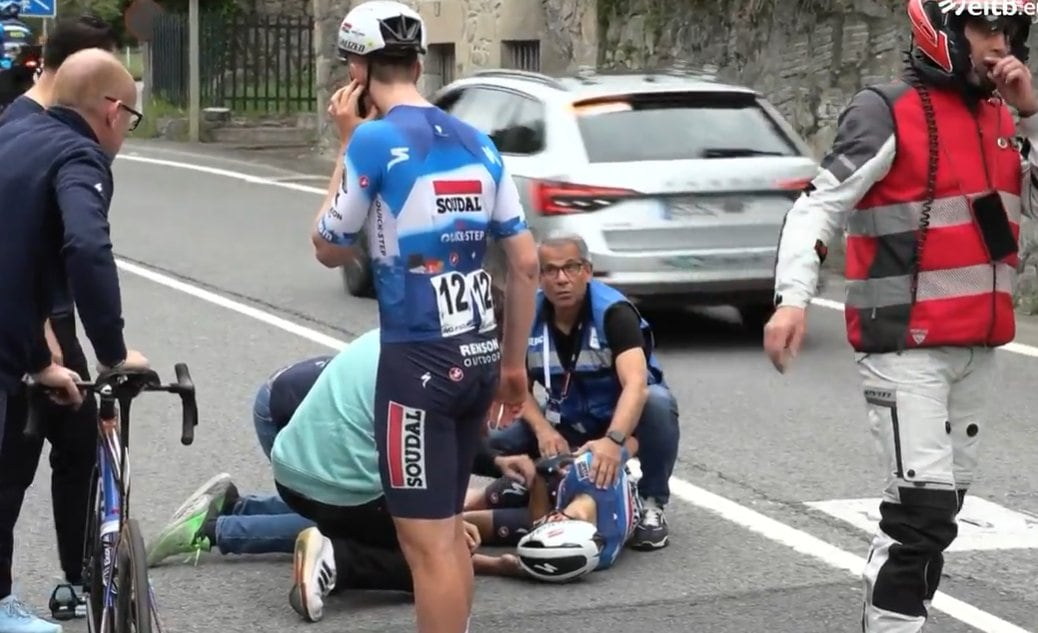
[0, 106, 126, 391]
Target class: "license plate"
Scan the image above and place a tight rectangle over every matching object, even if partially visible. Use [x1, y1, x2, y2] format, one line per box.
[667, 196, 745, 218]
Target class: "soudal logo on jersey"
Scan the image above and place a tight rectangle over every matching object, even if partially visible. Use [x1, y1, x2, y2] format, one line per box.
[387, 402, 427, 489]
[434, 179, 483, 213]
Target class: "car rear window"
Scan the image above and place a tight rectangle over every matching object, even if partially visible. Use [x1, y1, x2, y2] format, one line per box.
[573, 91, 802, 163]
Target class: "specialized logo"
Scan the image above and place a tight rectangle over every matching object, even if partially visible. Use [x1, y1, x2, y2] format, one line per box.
[434, 179, 484, 213]
[386, 402, 427, 489]
[340, 39, 366, 54]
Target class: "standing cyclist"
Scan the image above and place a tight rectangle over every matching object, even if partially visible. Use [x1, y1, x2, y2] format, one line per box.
[309, 2, 539, 632]
[765, 1, 1038, 631]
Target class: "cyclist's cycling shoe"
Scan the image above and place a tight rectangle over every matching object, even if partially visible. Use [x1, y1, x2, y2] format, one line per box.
[48, 583, 85, 621]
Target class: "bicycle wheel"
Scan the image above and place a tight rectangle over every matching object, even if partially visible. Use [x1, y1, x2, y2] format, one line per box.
[114, 519, 152, 633]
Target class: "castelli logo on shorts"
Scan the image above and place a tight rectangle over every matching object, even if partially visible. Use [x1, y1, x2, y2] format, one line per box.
[387, 401, 427, 489]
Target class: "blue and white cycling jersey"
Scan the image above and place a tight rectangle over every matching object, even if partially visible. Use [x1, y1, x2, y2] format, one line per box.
[316, 104, 528, 344]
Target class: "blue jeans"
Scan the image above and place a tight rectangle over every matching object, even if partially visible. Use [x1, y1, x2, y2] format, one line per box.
[488, 383, 680, 505]
[253, 382, 277, 460]
[213, 383, 316, 555]
[215, 493, 314, 555]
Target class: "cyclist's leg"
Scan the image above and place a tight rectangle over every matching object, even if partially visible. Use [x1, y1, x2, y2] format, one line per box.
[0, 388, 58, 632]
[374, 336, 493, 633]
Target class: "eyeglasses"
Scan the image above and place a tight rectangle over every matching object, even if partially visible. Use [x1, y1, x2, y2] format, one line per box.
[540, 260, 586, 278]
[104, 96, 143, 133]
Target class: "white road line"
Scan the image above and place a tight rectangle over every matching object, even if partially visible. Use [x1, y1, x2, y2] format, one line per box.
[113, 152, 1034, 633]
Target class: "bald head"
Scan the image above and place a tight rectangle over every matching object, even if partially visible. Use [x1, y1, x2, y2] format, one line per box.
[52, 48, 136, 113]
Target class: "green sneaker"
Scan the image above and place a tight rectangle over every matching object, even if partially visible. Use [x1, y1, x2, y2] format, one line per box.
[165, 473, 235, 523]
[145, 474, 236, 567]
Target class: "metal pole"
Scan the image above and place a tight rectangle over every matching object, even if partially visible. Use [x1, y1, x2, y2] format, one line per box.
[188, 0, 200, 142]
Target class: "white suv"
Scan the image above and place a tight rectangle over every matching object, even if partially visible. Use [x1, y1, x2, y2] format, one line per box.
[341, 67, 819, 330]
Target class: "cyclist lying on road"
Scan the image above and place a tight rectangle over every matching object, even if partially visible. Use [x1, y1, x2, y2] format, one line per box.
[463, 435, 642, 582]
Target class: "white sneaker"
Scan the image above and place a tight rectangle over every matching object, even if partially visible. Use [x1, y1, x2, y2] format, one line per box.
[288, 527, 336, 622]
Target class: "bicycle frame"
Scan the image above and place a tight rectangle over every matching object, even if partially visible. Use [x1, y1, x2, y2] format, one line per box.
[89, 387, 167, 633]
[94, 387, 126, 633]
[90, 385, 131, 633]
[24, 364, 198, 633]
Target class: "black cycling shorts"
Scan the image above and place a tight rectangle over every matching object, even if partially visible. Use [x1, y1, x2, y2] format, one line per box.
[374, 330, 500, 520]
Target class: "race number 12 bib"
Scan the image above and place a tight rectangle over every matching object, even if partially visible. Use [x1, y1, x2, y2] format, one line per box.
[430, 269, 496, 336]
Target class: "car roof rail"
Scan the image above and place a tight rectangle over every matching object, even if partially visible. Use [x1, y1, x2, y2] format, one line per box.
[470, 68, 566, 90]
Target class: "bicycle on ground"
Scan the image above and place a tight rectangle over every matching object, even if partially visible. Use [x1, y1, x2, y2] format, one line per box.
[25, 364, 199, 633]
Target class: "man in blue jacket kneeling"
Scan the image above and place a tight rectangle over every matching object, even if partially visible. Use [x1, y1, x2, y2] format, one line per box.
[488, 231, 680, 550]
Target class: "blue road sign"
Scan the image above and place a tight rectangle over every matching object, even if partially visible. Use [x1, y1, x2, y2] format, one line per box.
[19, 0, 55, 19]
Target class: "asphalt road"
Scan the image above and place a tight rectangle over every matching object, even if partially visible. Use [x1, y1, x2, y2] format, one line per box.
[11, 139, 1038, 633]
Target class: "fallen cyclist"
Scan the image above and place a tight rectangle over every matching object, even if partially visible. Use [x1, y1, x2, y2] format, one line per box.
[145, 327, 533, 622]
[462, 435, 642, 582]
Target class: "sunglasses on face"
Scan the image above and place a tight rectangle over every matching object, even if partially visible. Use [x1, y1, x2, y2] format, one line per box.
[104, 96, 143, 132]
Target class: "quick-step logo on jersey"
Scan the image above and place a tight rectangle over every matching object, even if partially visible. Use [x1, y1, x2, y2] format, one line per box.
[434, 179, 483, 213]
[387, 401, 427, 489]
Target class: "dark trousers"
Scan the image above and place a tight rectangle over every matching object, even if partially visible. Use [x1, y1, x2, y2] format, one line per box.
[0, 312, 98, 598]
[275, 482, 413, 594]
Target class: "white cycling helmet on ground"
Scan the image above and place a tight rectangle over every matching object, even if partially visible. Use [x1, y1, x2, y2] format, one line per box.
[337, 1, 427, 61]
[516, 517, 603, 583]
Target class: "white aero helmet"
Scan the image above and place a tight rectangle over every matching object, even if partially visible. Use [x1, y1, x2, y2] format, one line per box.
[337, 1, 427, 61]
[516, 518, 603, 583]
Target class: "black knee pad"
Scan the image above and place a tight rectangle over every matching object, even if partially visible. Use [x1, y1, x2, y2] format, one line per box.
[483, 476, 529, 509]
[883, 487, 960, 551]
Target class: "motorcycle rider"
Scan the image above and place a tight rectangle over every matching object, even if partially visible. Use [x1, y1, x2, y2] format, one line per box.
[765, 1, 1038, 631]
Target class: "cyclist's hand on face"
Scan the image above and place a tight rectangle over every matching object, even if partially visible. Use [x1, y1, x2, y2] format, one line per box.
[495, 366, 528, 411]
[535, 428, 569, 458]
[328, 80, 376, 143]
[32, 363, 83, 407]
[98, 349, 150, 375]
[763, 306, 807, 374]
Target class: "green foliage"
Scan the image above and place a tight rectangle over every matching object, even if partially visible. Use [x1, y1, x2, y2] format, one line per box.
[53, 0, 243, 45]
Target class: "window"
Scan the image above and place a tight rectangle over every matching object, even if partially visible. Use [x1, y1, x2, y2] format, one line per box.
[423, 43, 456, 95]
[573, 91, 803, 163]
[496, 95, 545, 155]
[435, 86, 546, 155]
[501, 40, 540, 72]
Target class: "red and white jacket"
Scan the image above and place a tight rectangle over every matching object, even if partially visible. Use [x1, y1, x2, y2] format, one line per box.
[774, 79, 1038, 353]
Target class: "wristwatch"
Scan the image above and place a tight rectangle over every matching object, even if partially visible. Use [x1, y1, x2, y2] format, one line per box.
[605, 430, 626, 446]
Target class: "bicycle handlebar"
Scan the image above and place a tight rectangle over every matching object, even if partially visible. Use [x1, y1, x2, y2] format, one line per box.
[23, 363, 199, 446]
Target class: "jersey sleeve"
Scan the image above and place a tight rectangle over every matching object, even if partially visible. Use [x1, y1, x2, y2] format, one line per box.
[315, 122, 387, 247]
[774, 88, 896, 309]
[488, 159, 528, 240]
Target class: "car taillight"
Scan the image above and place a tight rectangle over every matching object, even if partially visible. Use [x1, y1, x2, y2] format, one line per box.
[774, 177, 812, 200]
[531, 180, 640, 215]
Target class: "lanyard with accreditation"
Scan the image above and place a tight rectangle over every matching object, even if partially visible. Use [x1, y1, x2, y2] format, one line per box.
[542, 321, 583, 426]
